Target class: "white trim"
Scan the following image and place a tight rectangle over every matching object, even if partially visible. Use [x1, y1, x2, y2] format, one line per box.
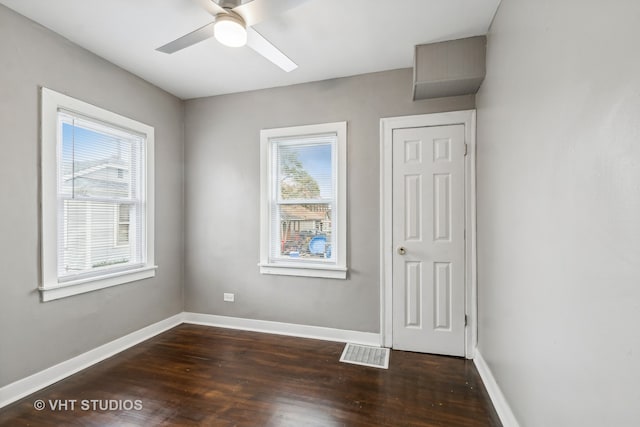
[465, 112, 478, 358]
[379, 110, 477, 358]
[0, 314, 183, 409]
[39, 266, 158, 302]
[258, 264, 347, 279]
[183, 312, 380, 346]
[39, 87, 156, 301]
[259, 121, 347, 279]
[474, 350, 521, 427]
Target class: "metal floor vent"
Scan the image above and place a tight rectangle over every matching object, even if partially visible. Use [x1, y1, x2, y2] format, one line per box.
[339, 343, 390, 369]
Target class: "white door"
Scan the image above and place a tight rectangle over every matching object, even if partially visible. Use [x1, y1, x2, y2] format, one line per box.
[392, 124, 466, 356]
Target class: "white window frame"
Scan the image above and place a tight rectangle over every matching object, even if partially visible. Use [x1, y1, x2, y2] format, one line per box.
[40, 88, 156, 302]
[259, 122, 347, 279]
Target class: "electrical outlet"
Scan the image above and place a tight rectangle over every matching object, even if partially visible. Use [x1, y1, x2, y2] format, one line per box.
[223, 293, 235, 302]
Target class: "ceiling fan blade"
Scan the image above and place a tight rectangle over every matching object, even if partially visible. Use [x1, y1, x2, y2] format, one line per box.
[156, 22, 216, 54]
[233, 0, 311, 26]
[246, 27, 297, 72]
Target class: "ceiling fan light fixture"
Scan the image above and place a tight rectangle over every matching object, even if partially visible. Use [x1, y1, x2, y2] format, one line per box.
[214, 13, 247, 47]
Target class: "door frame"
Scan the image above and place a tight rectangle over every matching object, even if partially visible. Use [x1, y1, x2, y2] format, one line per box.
[379, 110, 477, 359]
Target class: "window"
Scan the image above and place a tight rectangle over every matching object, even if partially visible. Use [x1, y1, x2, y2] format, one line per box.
[259, 122, 347, 279]
[40, 88, 155, 301]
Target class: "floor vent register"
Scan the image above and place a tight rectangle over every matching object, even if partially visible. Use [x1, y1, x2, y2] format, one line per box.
[339, 343, 390, 369]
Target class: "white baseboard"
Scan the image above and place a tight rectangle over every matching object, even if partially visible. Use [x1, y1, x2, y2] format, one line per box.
[0, 312, 524, 425]
[0, 313, 184, 409]
[0, 312, 381, 409]
[183, 312, 381, 346]
[473, 349, 520, 427]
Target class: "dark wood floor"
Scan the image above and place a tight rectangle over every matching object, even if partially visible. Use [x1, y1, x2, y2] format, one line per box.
[0, 324, 501, 426]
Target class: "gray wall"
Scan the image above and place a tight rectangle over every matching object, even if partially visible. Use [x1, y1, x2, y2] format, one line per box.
[184, 70, 474, 332]
[0, 6, 184, 387]
[476, 0, 640, 425]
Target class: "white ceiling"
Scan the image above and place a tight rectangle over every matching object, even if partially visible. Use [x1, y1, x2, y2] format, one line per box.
[0, 0, 501, 100]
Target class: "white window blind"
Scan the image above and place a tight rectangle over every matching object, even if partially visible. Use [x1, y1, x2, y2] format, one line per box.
[270, 134, 336, 263]
[57, 110, 146, 282]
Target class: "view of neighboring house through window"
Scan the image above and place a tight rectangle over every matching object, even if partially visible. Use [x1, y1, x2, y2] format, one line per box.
[260, 122, 347, 279]
[40, 88, 155, 301]
[116, 203, 131, 246]
[58, 112, 143, 275]
[275, 141, 333, 260]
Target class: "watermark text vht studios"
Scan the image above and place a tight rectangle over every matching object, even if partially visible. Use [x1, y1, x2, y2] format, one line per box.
[33, 399, 143, 411]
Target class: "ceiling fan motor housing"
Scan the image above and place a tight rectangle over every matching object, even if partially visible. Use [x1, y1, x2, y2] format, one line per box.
[214, 0, 245, 9]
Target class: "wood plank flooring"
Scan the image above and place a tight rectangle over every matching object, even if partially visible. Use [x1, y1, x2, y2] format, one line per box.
[0, 324, 501, 426]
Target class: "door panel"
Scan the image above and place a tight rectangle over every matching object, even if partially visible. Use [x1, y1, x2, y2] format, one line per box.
[392, 125, 465, 356]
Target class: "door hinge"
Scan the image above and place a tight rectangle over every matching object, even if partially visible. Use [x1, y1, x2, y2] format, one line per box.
[465, 314, 468, 327]
[464, 143, 468, 156]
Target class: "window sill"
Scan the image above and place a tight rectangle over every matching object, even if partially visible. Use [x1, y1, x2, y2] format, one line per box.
[39, 265, 157, 302]
[259, 263, 347, 279]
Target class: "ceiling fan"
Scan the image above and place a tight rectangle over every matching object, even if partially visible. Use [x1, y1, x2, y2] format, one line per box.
[156, 0, 309, 72]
